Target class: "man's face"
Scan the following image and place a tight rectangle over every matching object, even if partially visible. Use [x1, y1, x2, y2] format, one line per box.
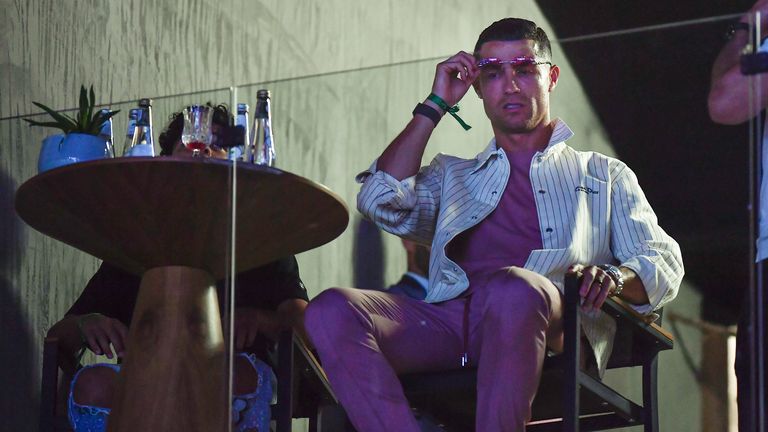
[473, 39, 559, 134]
[171, 123, 229, 159]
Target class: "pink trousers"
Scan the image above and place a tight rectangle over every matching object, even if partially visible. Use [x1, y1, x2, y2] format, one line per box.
[305, 266, 563, 432]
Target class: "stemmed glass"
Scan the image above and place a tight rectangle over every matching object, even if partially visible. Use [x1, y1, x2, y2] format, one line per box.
[182, 105, 213, 157]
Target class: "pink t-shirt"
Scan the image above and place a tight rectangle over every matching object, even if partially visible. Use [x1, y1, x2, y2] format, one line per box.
[448, 148, 543, 289]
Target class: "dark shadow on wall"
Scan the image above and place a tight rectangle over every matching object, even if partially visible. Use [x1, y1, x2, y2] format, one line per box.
[353, 217, 384, 290]
[0, 168, 36, 430]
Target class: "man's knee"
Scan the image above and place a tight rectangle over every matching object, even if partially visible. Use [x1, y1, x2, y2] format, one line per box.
[306, 288, 353, 327]
[483, 267, 554, 315]
[72, 365, 118, 408]
[305, 288, 367, 344]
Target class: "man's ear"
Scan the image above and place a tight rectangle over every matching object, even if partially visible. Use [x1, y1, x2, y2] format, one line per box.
[548, 65, 560, 92]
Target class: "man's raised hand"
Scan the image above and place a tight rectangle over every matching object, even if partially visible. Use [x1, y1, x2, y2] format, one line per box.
[430, 51, 480, 108]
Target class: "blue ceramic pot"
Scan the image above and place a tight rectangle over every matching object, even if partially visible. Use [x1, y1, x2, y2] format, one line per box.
[38, 133, 111, 173]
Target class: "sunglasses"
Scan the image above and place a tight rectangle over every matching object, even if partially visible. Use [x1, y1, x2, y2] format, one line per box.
[476, 56, 552, 68]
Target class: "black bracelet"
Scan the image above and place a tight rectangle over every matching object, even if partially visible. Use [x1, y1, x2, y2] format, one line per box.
[412, 103, 441, 126]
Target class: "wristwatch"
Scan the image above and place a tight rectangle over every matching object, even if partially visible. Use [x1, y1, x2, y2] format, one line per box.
[599, 264, 624, 297]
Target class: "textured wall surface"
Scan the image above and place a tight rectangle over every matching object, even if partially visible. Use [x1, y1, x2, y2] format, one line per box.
[1, 1, 703, 430]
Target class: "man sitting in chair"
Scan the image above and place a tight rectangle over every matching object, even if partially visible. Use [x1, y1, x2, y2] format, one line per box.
[305, 18, 684, 431]
[46, 104, 309, 432]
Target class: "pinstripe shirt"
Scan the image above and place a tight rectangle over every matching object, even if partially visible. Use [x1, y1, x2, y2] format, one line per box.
[356, 119, 684, 373]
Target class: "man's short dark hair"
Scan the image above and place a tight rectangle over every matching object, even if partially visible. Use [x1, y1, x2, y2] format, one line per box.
[158, 103, 231, 156]
[473, 18, 552, 61]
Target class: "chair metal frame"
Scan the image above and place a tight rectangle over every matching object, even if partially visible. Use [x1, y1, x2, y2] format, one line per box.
[399, 272, 675, 432]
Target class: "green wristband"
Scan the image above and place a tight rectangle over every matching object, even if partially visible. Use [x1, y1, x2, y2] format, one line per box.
[426, 93, 472, 131]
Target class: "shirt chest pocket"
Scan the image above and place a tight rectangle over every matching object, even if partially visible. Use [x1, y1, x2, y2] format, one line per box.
[575, 175, 610, 238]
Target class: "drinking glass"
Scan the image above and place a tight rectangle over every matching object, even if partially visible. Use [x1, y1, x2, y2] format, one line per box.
[182, 105, 213, 156]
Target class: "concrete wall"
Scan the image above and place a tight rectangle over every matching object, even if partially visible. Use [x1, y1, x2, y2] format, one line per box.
[1, 0, 702, 430]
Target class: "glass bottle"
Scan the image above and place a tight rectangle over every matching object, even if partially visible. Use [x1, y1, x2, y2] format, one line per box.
[250, 90, 275, 166]
[126, 99, 155, 157]
[97, 109, 115, 158]
[230, 103, 249, 161]
[121, 109, 139, 156]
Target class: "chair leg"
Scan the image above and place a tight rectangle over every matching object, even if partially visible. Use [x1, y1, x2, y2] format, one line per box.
[563, 277, 581, 432]
[643, 356, 660, 432]
[40, 337, 59, 432]
[275, 330, 295, 432]
[316, 403, 352, 432]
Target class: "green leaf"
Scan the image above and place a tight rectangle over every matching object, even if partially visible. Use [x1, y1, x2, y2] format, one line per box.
[29, 85, 114, 136]
[78, 85, 89, 130]
[23, 119, 70, 133]
[87, 109, 120, 135]
[87, 85, 95, 128]
[31, 102, 78, 130]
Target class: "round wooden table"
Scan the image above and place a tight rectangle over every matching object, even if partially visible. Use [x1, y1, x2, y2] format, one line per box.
[15, 157, 349, 431]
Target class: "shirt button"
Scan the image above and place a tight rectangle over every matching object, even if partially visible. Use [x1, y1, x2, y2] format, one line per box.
[492, 191, 498, 195]
[472, 215, 478, 219]
[545, 228, 553, 233]
[538, 190, 546, 194]
[536, 156, 543, 162]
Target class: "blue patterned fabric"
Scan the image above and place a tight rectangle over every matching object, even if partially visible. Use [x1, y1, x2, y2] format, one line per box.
[67, 363, 119, 432]
[68, 354, 276, 432]
[231, 353, 276, 432]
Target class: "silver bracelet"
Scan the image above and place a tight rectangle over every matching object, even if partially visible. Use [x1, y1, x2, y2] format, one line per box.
[598, 264, 624, 296]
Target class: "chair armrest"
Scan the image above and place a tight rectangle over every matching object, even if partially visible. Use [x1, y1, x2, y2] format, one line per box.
[601, 296, 674, 350]
[291, 332, 338, 404]
[563, 273, 673, 358]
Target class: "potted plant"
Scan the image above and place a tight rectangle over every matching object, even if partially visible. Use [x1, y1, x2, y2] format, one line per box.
[25, 85, 119, 172]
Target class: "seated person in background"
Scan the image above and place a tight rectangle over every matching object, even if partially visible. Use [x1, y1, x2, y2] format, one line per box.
[305, 18, 683, 431]
[46, 103, 309, 432]
[385, 239, 430, 300]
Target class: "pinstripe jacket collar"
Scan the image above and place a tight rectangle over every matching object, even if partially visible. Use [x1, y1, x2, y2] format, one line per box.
[470, 120, 573, 174]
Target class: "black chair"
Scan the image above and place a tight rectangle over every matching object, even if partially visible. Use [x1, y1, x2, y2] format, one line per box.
[39, 331, 340, 432]
[274, 329, 342, 432]
[39, 337, 73, 432]
[399, 272, 674, 431]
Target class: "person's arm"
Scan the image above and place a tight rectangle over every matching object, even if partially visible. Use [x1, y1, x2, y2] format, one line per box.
[377, 51, 479, 180]
[356, 52, 480, 243]
[233, 257, 310, 350]
[278, 298, 310, 344]
[567, 264, 648, 313]
[606, 164, 684, 314]
[46, 316, 87, 375]
[233, 300, 308, 349]
[46, 263, 133, 373]
[46, 313, 129, 373]
[709, 0, 768, 124]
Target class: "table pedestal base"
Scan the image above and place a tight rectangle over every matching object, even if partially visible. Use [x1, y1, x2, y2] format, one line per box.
[107, 266, 227, 432]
